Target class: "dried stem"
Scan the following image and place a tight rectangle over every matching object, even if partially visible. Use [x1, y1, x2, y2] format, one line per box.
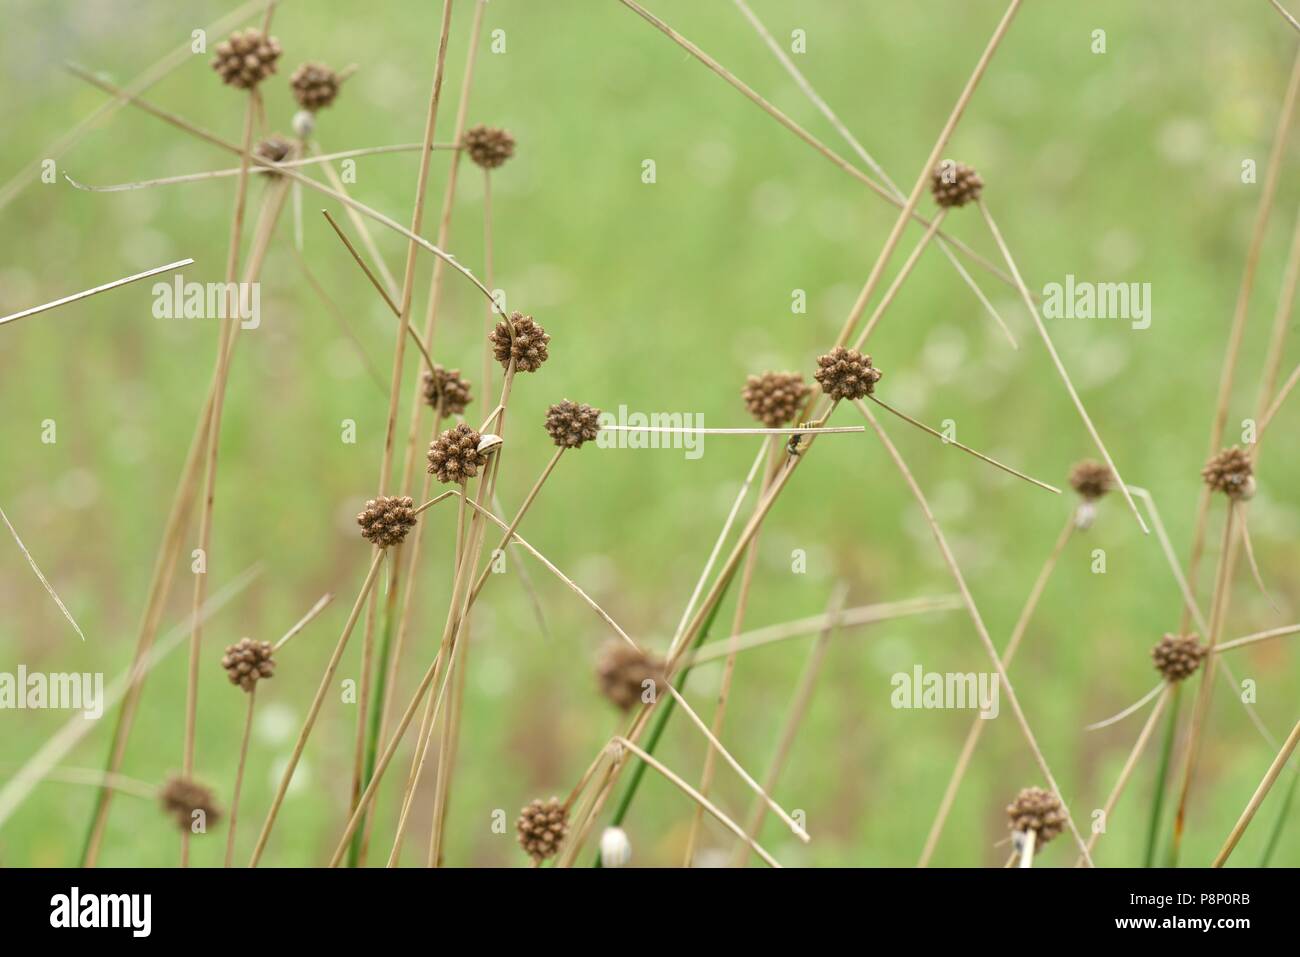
[223, 688, 257, 868]
[1213, 716, 1300, 866]
[248, 550, 385, 866]
[856, 400, 1094, 865]
[918, 512, 1074, 866]
[977, 198, 1147, 535]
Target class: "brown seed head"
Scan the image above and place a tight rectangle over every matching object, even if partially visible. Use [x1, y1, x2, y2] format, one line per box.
[220, 637, 275, 692]
[596, 640, 667, 710]
[1201, 446, 1255, 500]
[290, 61, 340, 111]
[489, 312, 550, 373]
[357, 494, 418, 548]
[1006, 786, 1065, 845]
[1152, 633, 1206, 683]
[544, 400, 602, 449]
[463, 124, 516, 169]
[516, 796, 568, 862]
[159, 776, 221, 831]
[931, 161, 983, 208]
[253, 135, 293, 176]
[421, 365, 473, 416]
[428, 424, 487, 484]
[742, 371, 811, 428]
[1068, 459, 1114, 500]
[211, 29, 282, 89]
[814, 347, 883, 401]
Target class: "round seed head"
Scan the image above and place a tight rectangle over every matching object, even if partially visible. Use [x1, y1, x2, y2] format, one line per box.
[211, 29, 282, 90]
[290, 61, 341, 111]
[544, 400, 602, 449]
[814, 347, 883, 401]
[356, 494, 418, 548]
[516, 796, 568, 862]
[159, 776, 221, 831]
[1068, 459, 1114, 501]
[1152, 633, 1206, 683]
[1201, 446, 1255, 500]
[427, 423, 487, 484]
[220, 637, 275, 692]
[931, 161, 983, 208]
[254, 134, 293, 176]
[421, 364, 473, 415]
[1006, 786, 1065, 845]
[742, 371, 811, 428]
[596, 640, 667, 710]
[463, 124, 516, 169]
[489, 312, 550, 373]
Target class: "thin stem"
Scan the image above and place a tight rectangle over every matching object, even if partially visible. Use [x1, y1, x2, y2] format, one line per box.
[1215, 622, 1300, 654]
[1076, 684, 1171, 865]
[223, 688, 257, 868]
[1171, 504, 1240, 862]
[248, 550, 385, 867]
[732, 587, 847, 867]
[866, 396, 1060, 493]
[0, 258, 193, 328]
[977, 199, 1147, 535]
[610, 738, 781, 868]
[615, 0, 1021, 295]
[1018, 828, 1036, 868]
[182, 88, 263, 868]
[1144, 683, 1182, 867]
[1260, 762, 1300, 865]
[851, 208, 948, 348]
[857, 400, 1094, 865]
[918, 512, 1074, 867]
[729, 0, 1017, 348]
[1213, 716, 1300, 866]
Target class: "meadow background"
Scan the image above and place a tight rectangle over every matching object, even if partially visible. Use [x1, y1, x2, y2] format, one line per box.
[1, 0, 1297, 867]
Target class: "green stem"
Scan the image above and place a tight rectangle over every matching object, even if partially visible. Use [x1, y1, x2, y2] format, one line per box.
[591, 573, 737, 867]
[347, 581, 397, 867]
[1145, 682, 1181, 868]
[1260, 766, 1300, 866]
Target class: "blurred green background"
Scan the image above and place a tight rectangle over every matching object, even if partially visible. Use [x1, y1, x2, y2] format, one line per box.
[1, 0, 1297, 867]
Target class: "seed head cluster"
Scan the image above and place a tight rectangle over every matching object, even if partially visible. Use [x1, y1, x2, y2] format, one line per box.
[814, 347, 883, 401]
[290, 62, 340, 111]
[489, 312, 550, 373]
[516, 797, 568, 862]
[421, 364, 473, 416]
[1006, 786, 1065, 845]
[1152, 633, 1206, 683]
[221, 637, 275, 692]
[1201, 446, 1254, 500]
[211, 29, 282, 89]
[544, 400, 602, 449]
[463, 125, 516, 169]
[742, 371, 811, 427]
[357, 495, 418, 548]
[428, 424, 488, 484]
[596, 640, 667, 710]
[1068, 460, 1114, 500]
[159, 776, 221, 831]
[930, 161, 983, 208]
